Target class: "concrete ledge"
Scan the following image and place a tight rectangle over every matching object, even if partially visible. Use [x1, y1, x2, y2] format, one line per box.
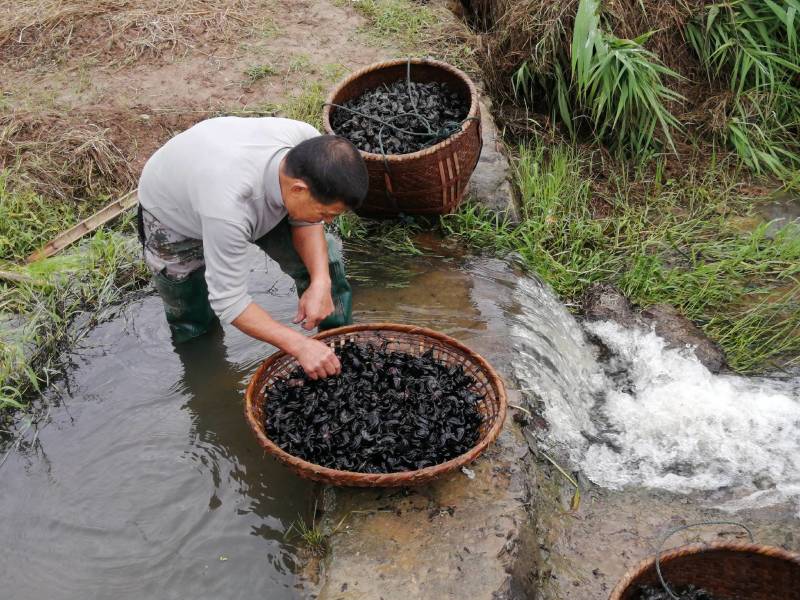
[313, 415, 534, 599]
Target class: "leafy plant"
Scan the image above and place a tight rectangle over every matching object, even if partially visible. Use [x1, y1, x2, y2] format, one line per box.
[513, 0, 683, 155]
[686, 0, 800, 175]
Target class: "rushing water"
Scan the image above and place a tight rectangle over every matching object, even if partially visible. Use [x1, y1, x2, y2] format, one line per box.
[511, 276, 800, 515]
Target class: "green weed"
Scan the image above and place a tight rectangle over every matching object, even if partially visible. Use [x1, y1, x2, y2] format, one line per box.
[333, 213, 423, 256]
[337, 0, 437, 48]
[244, 63, 277, 83]
[279, 82, 327, 129]
[686, 0, 800, 176]
[285, 516, 329, 557]
[0, 178, 147, 412]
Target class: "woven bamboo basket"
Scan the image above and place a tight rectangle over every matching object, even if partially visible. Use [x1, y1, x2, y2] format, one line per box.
[244, 323, 506, 487]
[609, 542, 800, 600]
[322, 58, 482, 217]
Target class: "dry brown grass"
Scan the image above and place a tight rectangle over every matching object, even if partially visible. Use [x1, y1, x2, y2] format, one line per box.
[0, 0, 265, 65]
[462, 0, 706, 102]
[1, 111, 134, 202]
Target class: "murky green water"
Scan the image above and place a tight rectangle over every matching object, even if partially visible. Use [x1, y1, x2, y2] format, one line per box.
[0, 240, 516, 600]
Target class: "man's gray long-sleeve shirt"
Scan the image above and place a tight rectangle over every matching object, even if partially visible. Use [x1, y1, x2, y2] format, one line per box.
[138, 116, 320, 324]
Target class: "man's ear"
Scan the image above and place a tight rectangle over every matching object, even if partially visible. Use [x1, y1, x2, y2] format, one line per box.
[290, 179, 310, 194]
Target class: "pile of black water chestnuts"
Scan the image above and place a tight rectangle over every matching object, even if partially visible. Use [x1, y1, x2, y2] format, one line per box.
[330, 79, 469, 155]
[263, 341, 484, 473]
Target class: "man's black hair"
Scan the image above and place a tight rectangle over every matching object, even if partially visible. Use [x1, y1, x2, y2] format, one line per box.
[283, 135, 368, 209]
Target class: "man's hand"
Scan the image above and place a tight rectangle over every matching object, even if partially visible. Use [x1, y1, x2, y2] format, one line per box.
[232, 303, 341, 380]
[293, 280, 334, 330]
[293, 337, 341, 380]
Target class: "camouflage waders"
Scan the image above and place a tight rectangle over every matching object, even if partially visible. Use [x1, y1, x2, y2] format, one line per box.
[138, 207, 352, 343]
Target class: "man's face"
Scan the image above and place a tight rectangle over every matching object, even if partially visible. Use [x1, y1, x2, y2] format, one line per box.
[287, 187, 348, 224]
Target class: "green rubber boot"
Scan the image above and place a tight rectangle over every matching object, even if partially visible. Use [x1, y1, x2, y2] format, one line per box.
[295, 260, 353, 331]
[152, 268, 217, 344]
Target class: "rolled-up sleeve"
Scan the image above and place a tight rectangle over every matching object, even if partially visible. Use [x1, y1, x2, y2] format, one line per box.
[201, 217, 253, 324]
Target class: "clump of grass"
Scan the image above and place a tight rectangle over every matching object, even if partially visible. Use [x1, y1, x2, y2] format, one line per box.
[285, 516, 329, 557]
[443, 140, 800, 372]
[336, 0, 437, 48]
[0, 175, 79, 260]
[284, 503, 351, 558]
[333, 213, 424, 256]
[287, 53, 313, 74]
[686, 0, 800, 176]
[244, 63, 277, 83]
[279, 82, 327, 130]
[0, 174, 147, 412]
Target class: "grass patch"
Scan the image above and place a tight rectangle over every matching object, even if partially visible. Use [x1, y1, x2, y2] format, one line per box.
[512, 0, 683, 156]
[443, 140, 800, 373]
[686, 0, 800, 177]
[288, 53, 313, 74]
[0, 174, 147, 413]
[244, 63, 277, 83]
[279, 82, 327, 129]
[333, 212, 424, 256]
[470, 0, 800, 177]
[285, 515, 330, 557]
[284, 503, 350, 558]
[336, 0, 437, 47]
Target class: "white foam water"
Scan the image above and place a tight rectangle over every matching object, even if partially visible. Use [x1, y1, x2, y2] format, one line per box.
[511, 277, 800, 513]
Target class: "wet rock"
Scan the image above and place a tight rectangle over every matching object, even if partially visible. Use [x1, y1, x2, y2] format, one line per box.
[640, 304, 727, 373]
[757, 193, 800, 240]
[582, 284, 727, 373]
[467, 98, 518, 221]
[582, 283, 640, 328]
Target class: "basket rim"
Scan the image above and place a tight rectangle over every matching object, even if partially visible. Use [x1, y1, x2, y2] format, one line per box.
[321, 58, 480, 163]
[244, 322, 507, 485]
[608, 541, 800, 600]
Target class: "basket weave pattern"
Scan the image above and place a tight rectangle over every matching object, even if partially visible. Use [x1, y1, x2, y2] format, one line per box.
[322, 58, 482, 217]
[244, 323, 507, 487]
[609, 542, 800, 600]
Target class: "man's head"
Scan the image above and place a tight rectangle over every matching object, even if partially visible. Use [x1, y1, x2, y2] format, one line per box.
[279, 135, 368, 223]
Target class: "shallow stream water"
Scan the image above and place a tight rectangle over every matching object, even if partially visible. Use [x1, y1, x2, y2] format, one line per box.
[0, 240, 517, 600]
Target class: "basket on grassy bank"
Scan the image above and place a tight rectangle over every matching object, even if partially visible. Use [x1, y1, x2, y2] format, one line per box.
[323, 58, 482, 217]
[610, 542, 800, 600]
[244, 323, 506, 487]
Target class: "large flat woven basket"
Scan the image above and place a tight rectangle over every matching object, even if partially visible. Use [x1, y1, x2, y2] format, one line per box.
[609, 542, 800, 600]
[322, 58, 482, 217]
[244, 323, 506, 487]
